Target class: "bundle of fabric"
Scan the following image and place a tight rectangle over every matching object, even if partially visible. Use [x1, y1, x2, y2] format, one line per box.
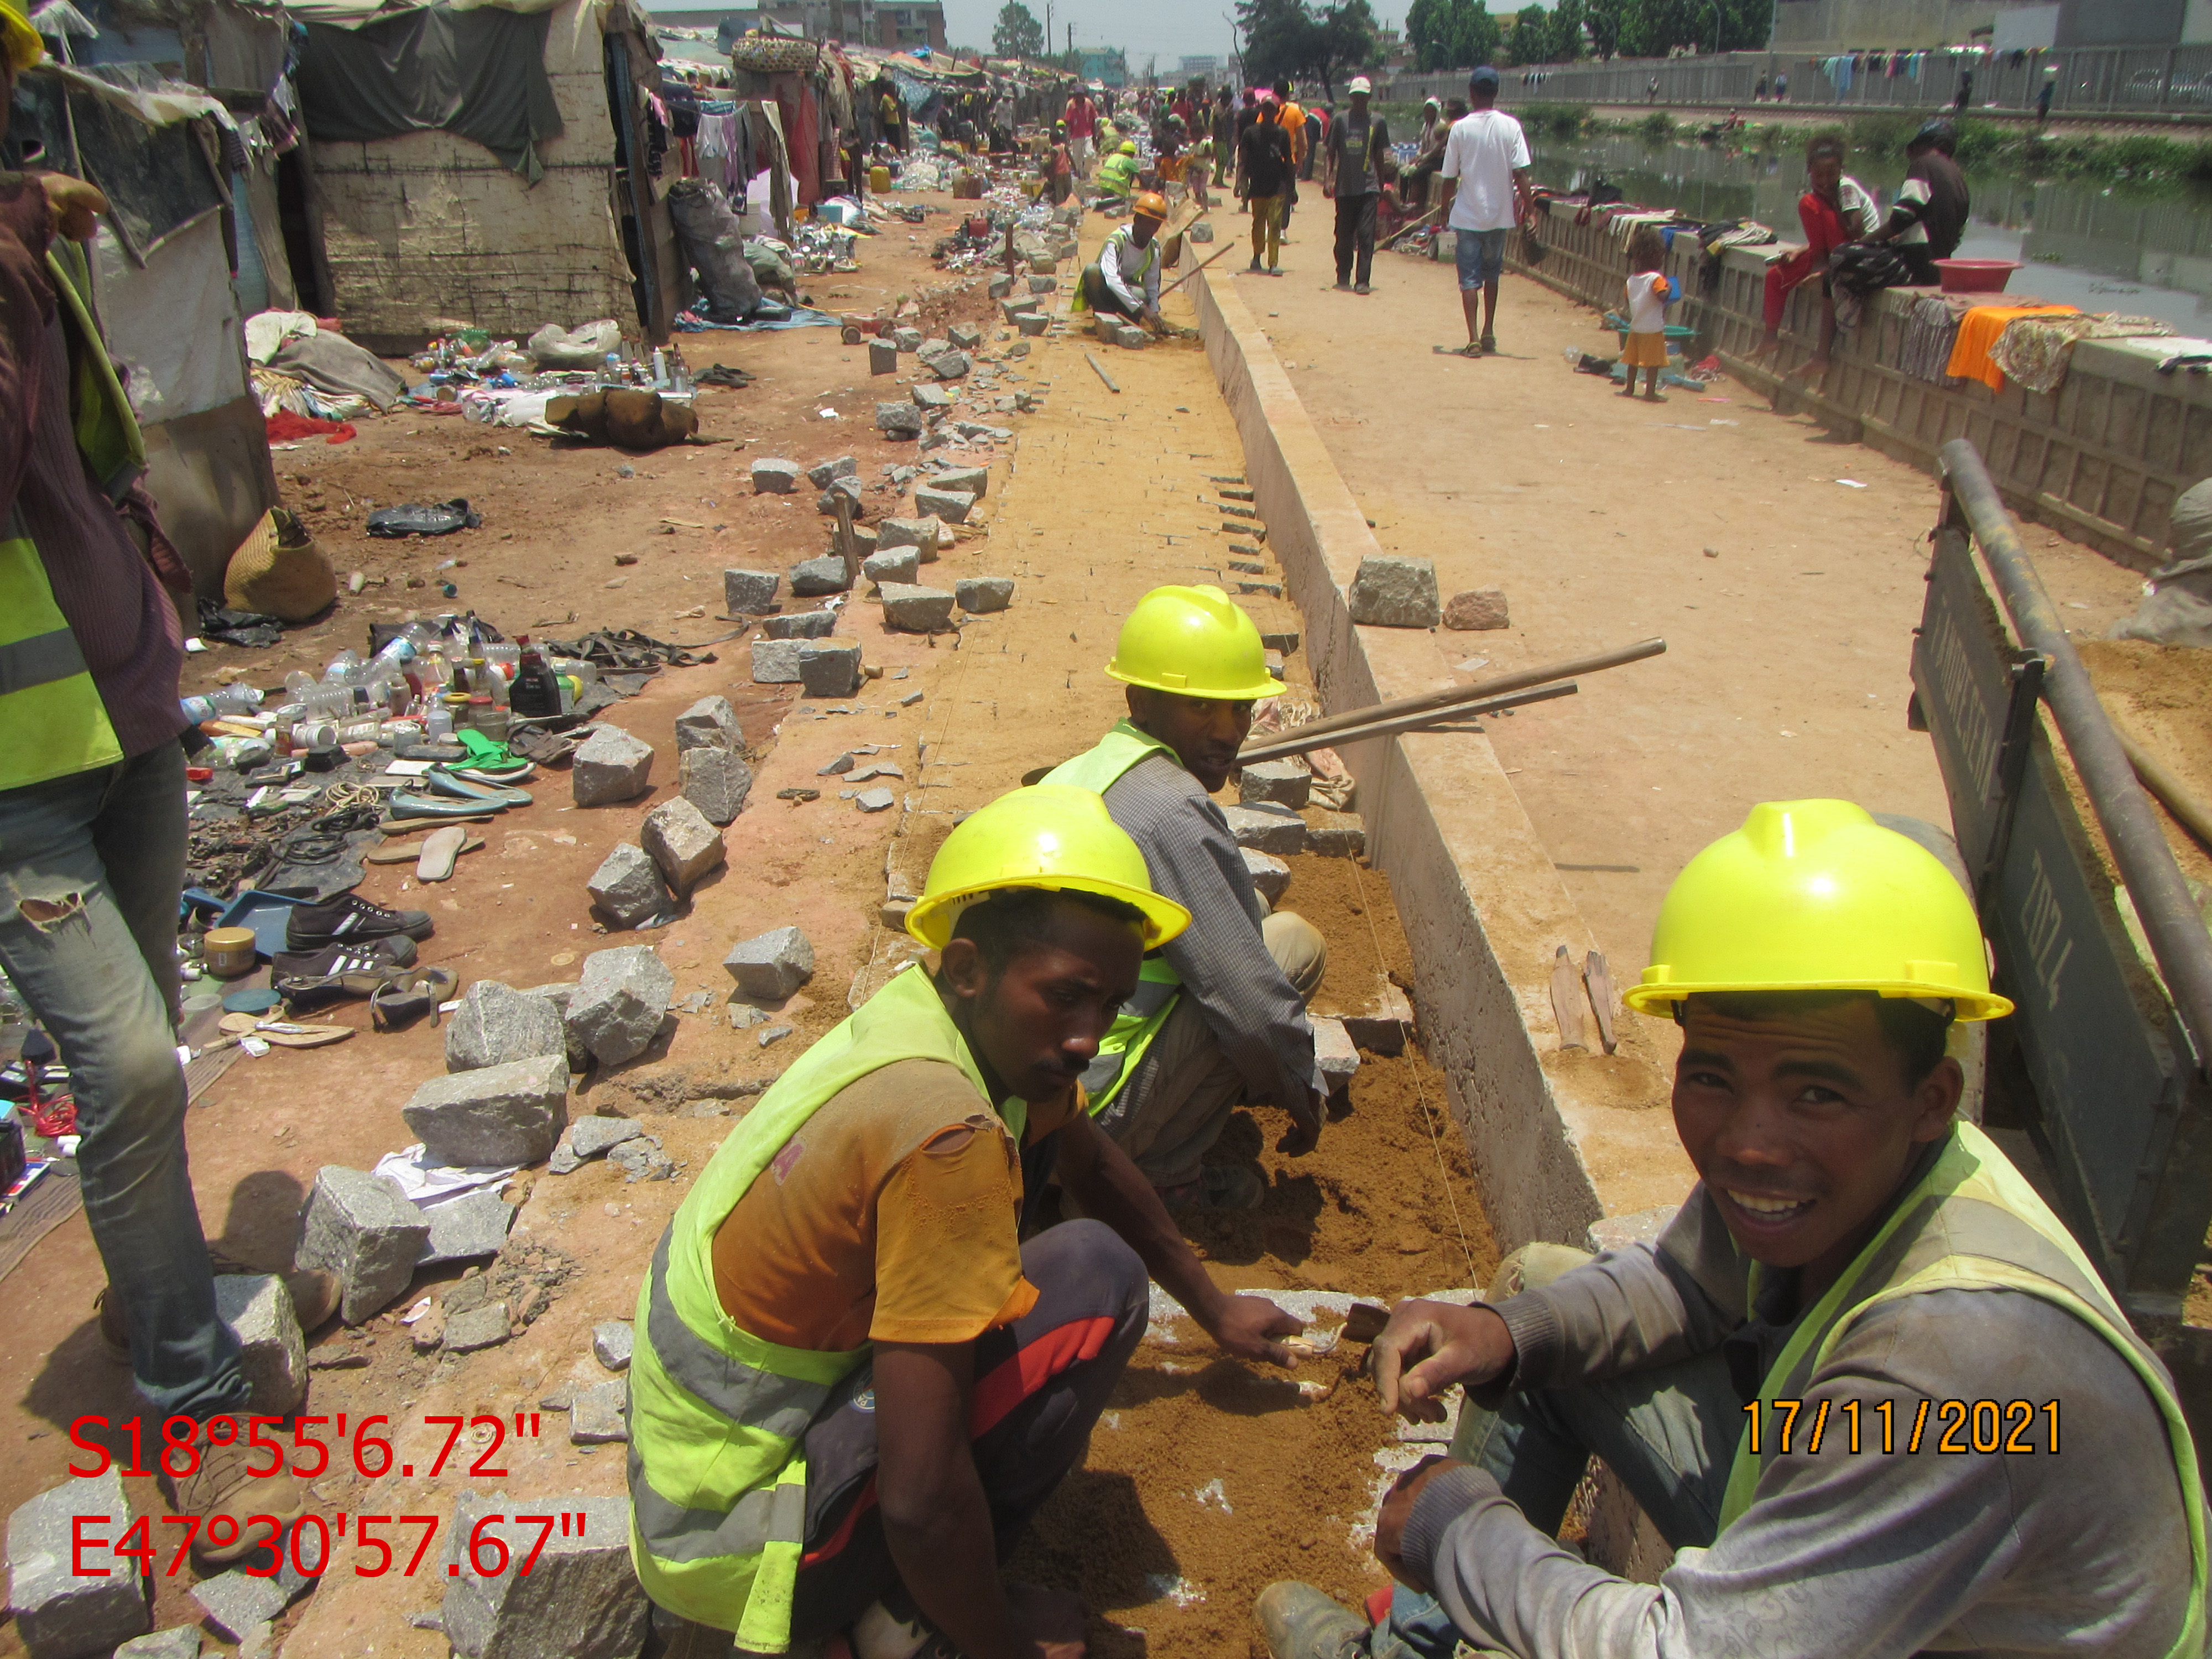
[2114, 477, 2212, 647]
[1898, 293, 1971, 383]
[1989, 312, 2177, 396]
[1945, 302, 2078, 392]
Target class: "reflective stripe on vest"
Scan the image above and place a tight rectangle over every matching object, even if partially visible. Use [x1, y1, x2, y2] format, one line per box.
[627, 964, 1011, 1649]
[1071, 228, 1161, 314]
[1718, 1121, 2208, 1658]
[1045, 722, 1185, 1109]
[0, 513, 124, 792]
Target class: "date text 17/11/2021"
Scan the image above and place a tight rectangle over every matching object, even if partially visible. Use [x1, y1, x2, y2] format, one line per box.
[65, 1411, 547, 1482]
[66, 1509, 597, 1581]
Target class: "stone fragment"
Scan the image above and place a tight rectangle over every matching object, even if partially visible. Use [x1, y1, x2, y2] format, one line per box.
[863, 546, 921, 586]
[893, 326, 924, 351]
[806, 455, 858, 488]
[926, 465, 988, 498]
[1444, 587, 1511, 630]
[674, 695, 740, 752]
[763, 608, 838, 639]
[869, 339, 898, 375]
[749, 638, 806, 683]
[723, 926, 814, 1000]
[1000, 298, 1038, 324]
[567, 945, 674, 1067]
[214, 1273, 307, 1414]
[1190, 221, 1214, 243]
[948, 323, 982, 349]
[815, 478, 865, 519]
[1027, 274, 1057, 294]
[403, 1054, 570, 1167]
[115, 1630, 201, 1659]
[1306, 808, 1367, 858]
[586, 843, 669, 929]
[1260, 628, 1301, 654]
[1008, 342, 1032, 361]
[1348, 555, 1441, 628]
[1221, 803, 1306, 855]
[1239, 760, 1312, 810]
[749, 457, 801, 493]
[442, 1301, 512, 1353]
[295, 1166, 430, 1324]
[190, 1560, 311, 1642]
[878, 583, 956, 633]
[916, 336, 951, 362]
[569, 1381, 629, 1444]
[855, 788, 895, 813]
[571, 725, 654, 807]
[1017, 311, 1049, 337]
[799, 640, 864, 697]
[641, 796, 726, 894]
[680, 745, 753, 826]
[441, 1491, 650, 1659]
[593, 1319, 634, 1371]
[911, 382, 954, 409]
[721, 569, 781, 616]
[570, 1115, 646, 1160]
[9, 1473, 148, 1658]
[912, 485, 975, 523]
[988, 274, 1013, 298]
[877, 401, 925, 439]
[790, 555, 853, 596]
[610, 1136, 674, 1181]
[1113, 324, 1150, 349]
[447, 980, 568, 1072]
[520, 983, 589, 1070]
[928, 351, 970, 379]
[1312, 1016, 1361, 1093]
[1343, 981, 1416, 1056]
[419, 1190, 517, 1265]
[1241, 847, 1291, 907]
[956, 576, 1013, 614]
[874, 516, 942, 559]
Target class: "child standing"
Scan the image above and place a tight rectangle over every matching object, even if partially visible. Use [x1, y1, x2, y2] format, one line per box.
[1622, 225, 1672, 401]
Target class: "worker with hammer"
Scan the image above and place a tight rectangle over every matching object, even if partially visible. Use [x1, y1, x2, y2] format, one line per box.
[1045, 585, 1328, 1212]
[1257, 799, 2205, 1659]
[1074, 190, 1171, 335]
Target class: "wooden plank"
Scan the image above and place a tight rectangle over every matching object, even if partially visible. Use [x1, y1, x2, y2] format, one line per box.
[1550, 945, 1588, 1052]
[1584, 951, 1619, 1055]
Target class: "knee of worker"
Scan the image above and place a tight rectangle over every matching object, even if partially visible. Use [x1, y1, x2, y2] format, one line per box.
[1486, 1241, 1594, 1302]
[1022, 1218, 1151, 1342]
[1262, 910, 1327, 1003]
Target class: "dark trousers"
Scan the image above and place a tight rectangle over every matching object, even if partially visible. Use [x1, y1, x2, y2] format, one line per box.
[1334, 192, 1378, 285]
[787, 1219, 1150, 1641]
[1078, 264, 1141, 320]
[1897, 244, 1940, 286]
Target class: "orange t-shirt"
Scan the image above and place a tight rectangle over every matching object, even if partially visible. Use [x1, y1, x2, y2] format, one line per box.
[711, 1058, 1040, 1349]
[1277, 101, 1307, 166]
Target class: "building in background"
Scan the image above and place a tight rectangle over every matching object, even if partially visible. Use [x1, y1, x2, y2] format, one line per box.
[1077, 44, 1126, 84]
[1770, 0, 2078, 53]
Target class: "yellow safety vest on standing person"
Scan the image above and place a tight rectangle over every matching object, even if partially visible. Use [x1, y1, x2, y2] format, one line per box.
[1042, 719, 1185, 1109]
[1718, 1120, 2209, 1656]
[0, 243, 143, 794]
[627, 965, 1024, 1650]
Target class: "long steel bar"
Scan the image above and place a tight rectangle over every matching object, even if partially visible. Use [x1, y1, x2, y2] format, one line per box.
[1238, 682, 1578, 763]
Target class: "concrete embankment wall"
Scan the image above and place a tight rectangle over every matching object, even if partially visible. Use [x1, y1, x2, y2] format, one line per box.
[1512, 197, 2208, 571]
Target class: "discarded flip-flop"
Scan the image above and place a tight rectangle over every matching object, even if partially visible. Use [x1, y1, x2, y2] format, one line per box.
[371, 966, 458, 1032]
[452, 729, 533, 773]
[389, 789, 507, 818]
[1432, 342, 1484, 358]
[216, 1013, 353, 1049]
[367, 833, 483, 865]
[417, 825, 468, 881]
[447, 761, 535, 787]
[424, 770, 533, 808]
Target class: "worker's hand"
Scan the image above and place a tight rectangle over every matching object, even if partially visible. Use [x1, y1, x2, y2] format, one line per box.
[1276, 1087, 1327, 1155]
[1370, 1300, 1514, 1422]
[1374, 1455, 1465, 1592]
[1202, 1290, 1305, 1368]
[39, 174, 109, 243]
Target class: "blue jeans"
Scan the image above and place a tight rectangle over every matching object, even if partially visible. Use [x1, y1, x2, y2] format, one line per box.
[0, 742, 247, 1421]
[1453, 227, 1508, 291]
[1371, 1250, 1740, 1659]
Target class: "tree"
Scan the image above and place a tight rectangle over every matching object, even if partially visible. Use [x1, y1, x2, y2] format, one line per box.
[1583, 0, 1624, 56]
[1505, 3, 1546, 64]
[1308, 0, 1380, 97]
[1403, 0, 1496, 70]
[992, 0, 1044, 59]
[1547, 0, 1585, 59]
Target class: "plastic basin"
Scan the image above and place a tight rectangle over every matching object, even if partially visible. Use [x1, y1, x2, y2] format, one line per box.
[1935, 258, 2021, 294]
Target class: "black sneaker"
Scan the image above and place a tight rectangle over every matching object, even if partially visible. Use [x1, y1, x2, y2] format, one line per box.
[272, 940, 417, 1011]
[286, 891, 434, 953]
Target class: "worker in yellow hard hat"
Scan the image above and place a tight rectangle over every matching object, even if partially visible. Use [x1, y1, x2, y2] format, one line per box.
[1261, 800, 2207, 1659]
[1094, 137, 1142, 202]
[1044, 586, 1329, 1211]
[1074, 186, 1173, 336]
[634, 785, 1306, 1659]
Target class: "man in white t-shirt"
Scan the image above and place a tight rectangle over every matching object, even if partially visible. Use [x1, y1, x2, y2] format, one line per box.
[1439, 66, 1532, 357]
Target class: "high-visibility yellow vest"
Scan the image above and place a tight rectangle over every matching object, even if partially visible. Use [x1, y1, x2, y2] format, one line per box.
[1072, 226, 1161, 315]
[1, 244, 142, 794]
[1043, 721, 1184, 1110]
[627, 964, 1024, 1649]
[1096, 152, 1140, 197]
[1719, 1121, 2207, 1657]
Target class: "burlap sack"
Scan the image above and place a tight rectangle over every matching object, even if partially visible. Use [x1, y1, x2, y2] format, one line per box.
[224, 507, 336, 623]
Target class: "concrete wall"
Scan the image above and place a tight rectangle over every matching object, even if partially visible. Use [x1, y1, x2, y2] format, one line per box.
[1515, 199, 2208, 571]
[1770, 0, 2048, 53]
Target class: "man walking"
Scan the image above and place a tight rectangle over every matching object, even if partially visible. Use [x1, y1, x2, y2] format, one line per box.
[1324, 77, 1388, 294]
[1239, 92, 1293, 274]
[1438, 65, 1532, 356]
[1274, 78, 1307, 232]
[1066, 85, 1099, 176]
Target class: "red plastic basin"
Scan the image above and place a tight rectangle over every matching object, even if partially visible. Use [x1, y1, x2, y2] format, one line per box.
[1935, 258, 2022, 294]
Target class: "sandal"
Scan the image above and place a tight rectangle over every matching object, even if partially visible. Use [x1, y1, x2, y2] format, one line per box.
[424, 769, 533, 808]
[216, 1013, 354, 1048]
[1433, 342, 1483, 358]
[272, 941, 414, 1012]
[388, 789, 507, 819]
[371, 966, 459, 1032]
[416, 825, 468, 881]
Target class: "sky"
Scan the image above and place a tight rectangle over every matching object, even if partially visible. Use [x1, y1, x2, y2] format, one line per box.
[936, 0, 1404, 69]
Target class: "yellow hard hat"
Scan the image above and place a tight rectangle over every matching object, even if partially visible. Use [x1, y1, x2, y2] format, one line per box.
[906, 783, 1191, 951]
[1623, 799, 2014, 1021]
[1107, 583, 1284, 701]
[1119, 139, 1138, 154]
[1131, 190, 1169, 221]
[1, 0, 44, 72]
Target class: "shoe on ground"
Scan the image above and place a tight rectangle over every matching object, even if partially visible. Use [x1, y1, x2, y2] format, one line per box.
[1480, 333, 1499, 354]
[272, 940, 415, 1010]
[1160, 1162, 1266, 1213]
[1249, 256, 1262, 271]
[1333, 280, 1353, 290]
[1355, 282, 1372, 295]
[1256, 1582, 1368, 1659]
[160, 1431, 306, 1567]
[285, 890, 434, 952]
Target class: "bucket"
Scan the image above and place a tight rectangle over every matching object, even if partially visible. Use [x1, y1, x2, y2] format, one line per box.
[870, 164, 892, 194]
[1934, 258, 2021, 294]
[203, 927, 259, 979]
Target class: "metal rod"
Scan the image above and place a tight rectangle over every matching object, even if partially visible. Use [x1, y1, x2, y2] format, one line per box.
[1084, 351, 1120, 393]
[1942, 439, 2212, 1075]
[1158, 239, 1240, 299]
[1250, 638, 1665, 753]
[1239, 682, 1578, 763]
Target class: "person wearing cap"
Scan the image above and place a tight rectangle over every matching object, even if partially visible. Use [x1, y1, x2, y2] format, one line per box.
[1438, 65, 1532, 356]
[1044, 586, 1328, 1211]
[1871, 118, 1969, 286]
[1322, 77, 1389, 294]
[1255, 800, 2205, 1659]
[1074, 190, 1170, 331]
[634, 787, 1305, 1659]
[1095, 138, 1141, 204]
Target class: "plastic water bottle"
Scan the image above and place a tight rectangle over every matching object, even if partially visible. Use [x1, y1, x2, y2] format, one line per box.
[179, 684, 265, 723]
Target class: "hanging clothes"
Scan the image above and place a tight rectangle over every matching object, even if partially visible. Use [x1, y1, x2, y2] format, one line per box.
[1946, 304, 2079, 391]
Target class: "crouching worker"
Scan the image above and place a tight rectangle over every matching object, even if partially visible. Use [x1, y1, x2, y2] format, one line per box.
[1074, 191, 1168, 332]
[633, 785, 1307, 1659]
[1046, 586, 1327, 1211]
[1260, 798, 2206, 1659]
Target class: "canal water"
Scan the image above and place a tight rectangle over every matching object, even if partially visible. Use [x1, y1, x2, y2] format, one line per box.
[1522, 133, 2212, 333]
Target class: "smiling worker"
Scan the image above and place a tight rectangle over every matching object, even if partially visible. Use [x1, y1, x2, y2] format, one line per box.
[1259, 799, 2206, 1659]
[1046, 585, 1327, 1212]
[633, 786, 1304, 1659]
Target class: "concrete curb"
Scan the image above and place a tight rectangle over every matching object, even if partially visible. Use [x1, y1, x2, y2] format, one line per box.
[1186, 255, 1694, 1249]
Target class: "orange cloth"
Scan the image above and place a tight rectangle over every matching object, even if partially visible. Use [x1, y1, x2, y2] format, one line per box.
[711, 1057, 1040, 1349]
[1945, 304, 2078, 392]
[1277, 100, 1307, 166]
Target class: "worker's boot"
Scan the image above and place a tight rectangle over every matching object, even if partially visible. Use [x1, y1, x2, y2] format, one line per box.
[160, 1429, 307, 1566]
[1256, 1582, 1369, 1659]
[97, 1250, 341, 1364]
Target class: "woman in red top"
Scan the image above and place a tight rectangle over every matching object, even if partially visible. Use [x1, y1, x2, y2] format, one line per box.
[1755, 135, 1877, 375]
